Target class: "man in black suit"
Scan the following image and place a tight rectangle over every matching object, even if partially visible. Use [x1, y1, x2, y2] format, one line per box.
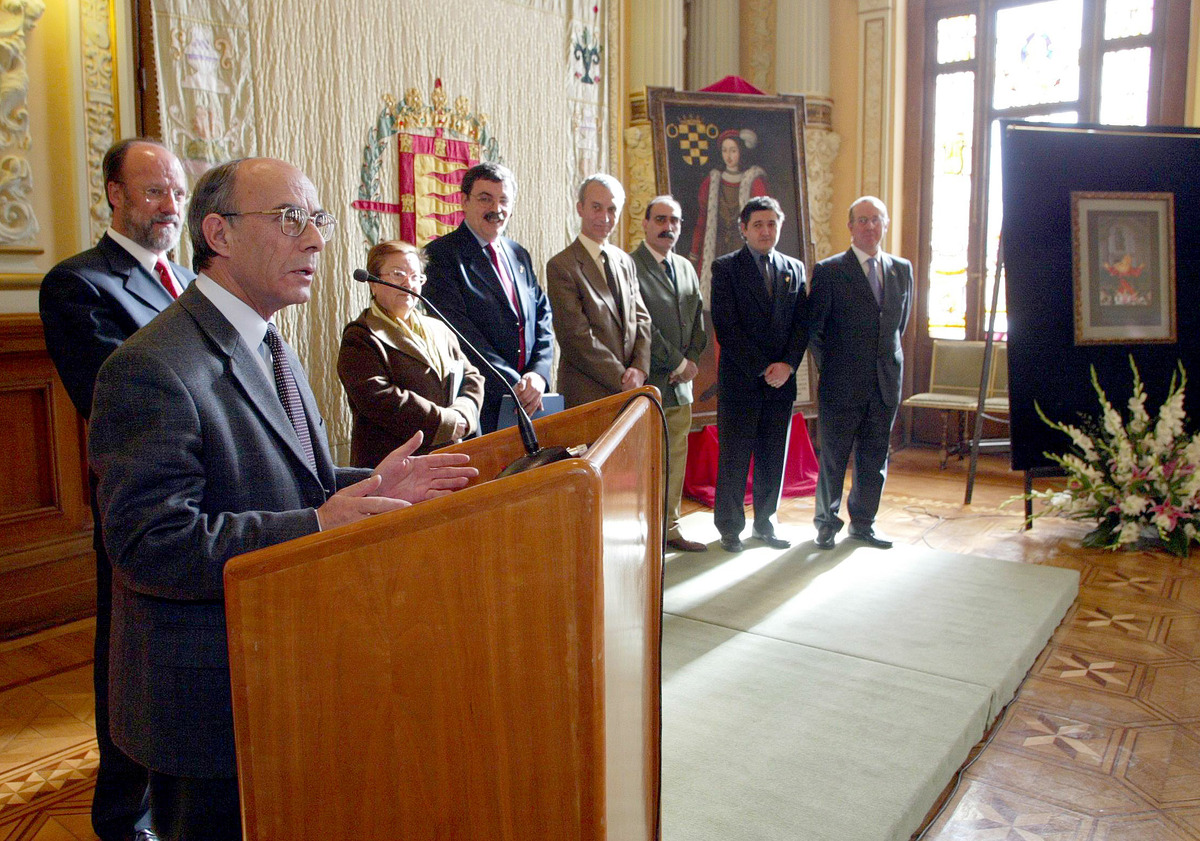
[809, 196, 913, 550]
[710, 196, 808, 553]
[88, 157, 476, 840]
[423, 162, 554, 433]
[39, 138, 195, 841]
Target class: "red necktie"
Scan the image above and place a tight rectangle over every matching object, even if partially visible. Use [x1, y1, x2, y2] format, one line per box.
[487, 242, 526, 370]
[154, 258, 179, 299]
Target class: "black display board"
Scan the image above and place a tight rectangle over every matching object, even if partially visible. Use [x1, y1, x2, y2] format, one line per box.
[1002, 122, 1200, 470]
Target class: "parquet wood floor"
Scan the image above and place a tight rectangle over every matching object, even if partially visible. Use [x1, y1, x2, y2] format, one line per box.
[1, 449, 1195, 840]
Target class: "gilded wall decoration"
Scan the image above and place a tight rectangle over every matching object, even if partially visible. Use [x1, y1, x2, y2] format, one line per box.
[622, 122, 655, 247]
[739, 0, 775, 93]
[860, 16, 886, 198]
[81, 0, 118, 244]
[0, 0, 45, 245]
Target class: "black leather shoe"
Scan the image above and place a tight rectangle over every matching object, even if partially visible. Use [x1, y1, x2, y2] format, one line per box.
[720, 535, 745, 552]
[815, 524, 837, 549]
[131, 829, 160, 841]
[848, 527, 893, 549]
[752, 530, 791, 550]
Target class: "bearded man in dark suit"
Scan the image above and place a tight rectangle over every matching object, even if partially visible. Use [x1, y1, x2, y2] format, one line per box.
[710, 196, 808, 553]
[87, 157, 475, 841]
[809, 196, 913, 550]
[423, 162, 554, 433]
[40, 138, 195, 841]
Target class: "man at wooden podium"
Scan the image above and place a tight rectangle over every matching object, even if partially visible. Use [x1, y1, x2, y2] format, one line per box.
[86, 157, 476, 841]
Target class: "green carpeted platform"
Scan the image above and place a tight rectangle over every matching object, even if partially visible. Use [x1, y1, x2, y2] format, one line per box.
[660, 515, 1080, 840]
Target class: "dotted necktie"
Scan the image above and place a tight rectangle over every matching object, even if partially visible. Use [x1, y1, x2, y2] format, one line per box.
[867, 257, 883, 306]
[264, 324, 316, 473]
[154, 258, 179, 299]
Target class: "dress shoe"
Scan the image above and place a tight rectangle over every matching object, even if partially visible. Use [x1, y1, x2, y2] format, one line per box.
[751, 530, 791, 550]
[667, 536, 708, 553]
[719, 534, 745, 552]
[814, 524, 838, 549]
[848, 526, 893, 549]
[130, 829, 160, 841]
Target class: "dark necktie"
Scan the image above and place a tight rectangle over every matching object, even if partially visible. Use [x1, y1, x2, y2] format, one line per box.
[154, 258, 179, 299]
[662, 257, 677, 294]
[867, 256, 883, 306]
[759, 253, 774, 300]
[487, 242, 525, 370]
[601, 250, 625, 323]
[264, 324, 316, 473]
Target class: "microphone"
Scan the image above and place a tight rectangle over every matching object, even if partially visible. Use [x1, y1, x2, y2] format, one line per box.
[353, 268, 574, 476]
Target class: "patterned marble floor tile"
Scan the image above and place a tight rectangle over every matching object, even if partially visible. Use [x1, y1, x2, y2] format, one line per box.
[1016, 676, 1166, 728]
[1115, 725, 1200, 808]
[923, 780, 1093, 840]
[1035, 647, 1144, 697]
[1055, 626, 1181, 665]
[1090, 811, 1200, 840]
[1168, 807, 1200, 836]
[996, 706, 1121, 770]
[1161, 615, 1200, 659]
[1169, 578, 1200, 611]
[964, 748, 1153, 816]
[1140, 663, 1200, 722]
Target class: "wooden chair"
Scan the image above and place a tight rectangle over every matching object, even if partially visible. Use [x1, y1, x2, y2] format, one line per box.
[904, 340, 1009, 468]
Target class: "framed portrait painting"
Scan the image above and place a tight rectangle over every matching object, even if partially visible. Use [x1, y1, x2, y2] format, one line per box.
[1070, 191, 1177, 345]
[645, 86, 816, 421]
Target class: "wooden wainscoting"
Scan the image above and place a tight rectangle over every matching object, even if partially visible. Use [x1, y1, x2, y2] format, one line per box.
[0, 314, 95, 639]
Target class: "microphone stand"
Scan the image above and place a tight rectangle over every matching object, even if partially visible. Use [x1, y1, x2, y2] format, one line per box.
[353, 269, 574, 476]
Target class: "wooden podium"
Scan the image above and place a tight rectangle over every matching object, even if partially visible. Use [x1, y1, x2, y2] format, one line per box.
[223, 388, 665, 841]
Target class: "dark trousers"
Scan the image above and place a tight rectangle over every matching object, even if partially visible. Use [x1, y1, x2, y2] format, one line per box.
[714, 398, 793, 538]
[90, 482, 152, 841]
[813, 390, 897, 531]
[149, 772, 241, 841]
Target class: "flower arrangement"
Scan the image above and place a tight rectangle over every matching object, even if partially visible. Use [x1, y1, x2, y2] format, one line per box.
[1025, 356, 1200, 557]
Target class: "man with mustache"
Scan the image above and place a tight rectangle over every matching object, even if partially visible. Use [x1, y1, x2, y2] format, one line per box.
[631, 195, 708, 552]
[547, 174, 651, 408]
[86, 157, 476, 840]
[423, 162, 554, 433]
[40, 137, 195, 841]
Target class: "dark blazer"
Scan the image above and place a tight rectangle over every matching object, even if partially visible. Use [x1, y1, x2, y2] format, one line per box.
[808, 248, 913, 408]
[630, 242, 708, 408]
[547, 238, 652, 408]
[88, 284, 370, 778]
[337, 307, 485, 468]
[710, 245, 809, 404]
[423, 223, 554, 431]
[39, 233, 196, 419]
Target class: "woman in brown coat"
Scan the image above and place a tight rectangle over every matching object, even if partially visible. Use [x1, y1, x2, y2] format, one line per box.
[338, 240, 485, 468]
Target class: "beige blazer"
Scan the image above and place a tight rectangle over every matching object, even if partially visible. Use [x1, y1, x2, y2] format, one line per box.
[546, 237, 651, 408]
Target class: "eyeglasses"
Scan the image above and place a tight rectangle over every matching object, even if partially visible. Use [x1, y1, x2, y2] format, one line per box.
[219, 206, 337, 240]
[122, 184, 189, 205]
[382, 268, 424, 283]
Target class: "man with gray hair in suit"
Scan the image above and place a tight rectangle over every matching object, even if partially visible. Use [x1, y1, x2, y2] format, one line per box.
[631, 195, 708, 551]
[546, 173, 652, 408]
[87, 157, 476, 841]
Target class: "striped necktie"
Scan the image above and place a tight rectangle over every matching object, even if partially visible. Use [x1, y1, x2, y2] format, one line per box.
[264, 324, 316, 473]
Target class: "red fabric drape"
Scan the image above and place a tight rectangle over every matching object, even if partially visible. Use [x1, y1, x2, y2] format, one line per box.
[682, 415, 819, 507]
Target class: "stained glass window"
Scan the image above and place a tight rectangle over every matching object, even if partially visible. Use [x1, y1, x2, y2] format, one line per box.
[1100, 48, 1151, 124]
[993, 0, 1082, 110]
[1105, 0, 1154, 39]
[937, 15, 976, 64]
[919, 0, 1170, 345]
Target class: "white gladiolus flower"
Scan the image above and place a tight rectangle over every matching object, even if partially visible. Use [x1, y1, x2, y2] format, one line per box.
[1117, 520, 1141, 545]
[1119, 495, 1148, 516]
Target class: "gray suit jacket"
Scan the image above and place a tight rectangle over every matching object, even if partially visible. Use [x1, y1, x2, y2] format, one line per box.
[630, 242, 707, 408]
[88, 283, 369, 778]
[808, 248, 913, 409]
[546, 238, 652, 408]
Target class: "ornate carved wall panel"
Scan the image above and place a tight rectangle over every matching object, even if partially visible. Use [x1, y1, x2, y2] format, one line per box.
[0, 0, 46, 247]
[0, 316, 94, 639]
[81, 0, 120, 245]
